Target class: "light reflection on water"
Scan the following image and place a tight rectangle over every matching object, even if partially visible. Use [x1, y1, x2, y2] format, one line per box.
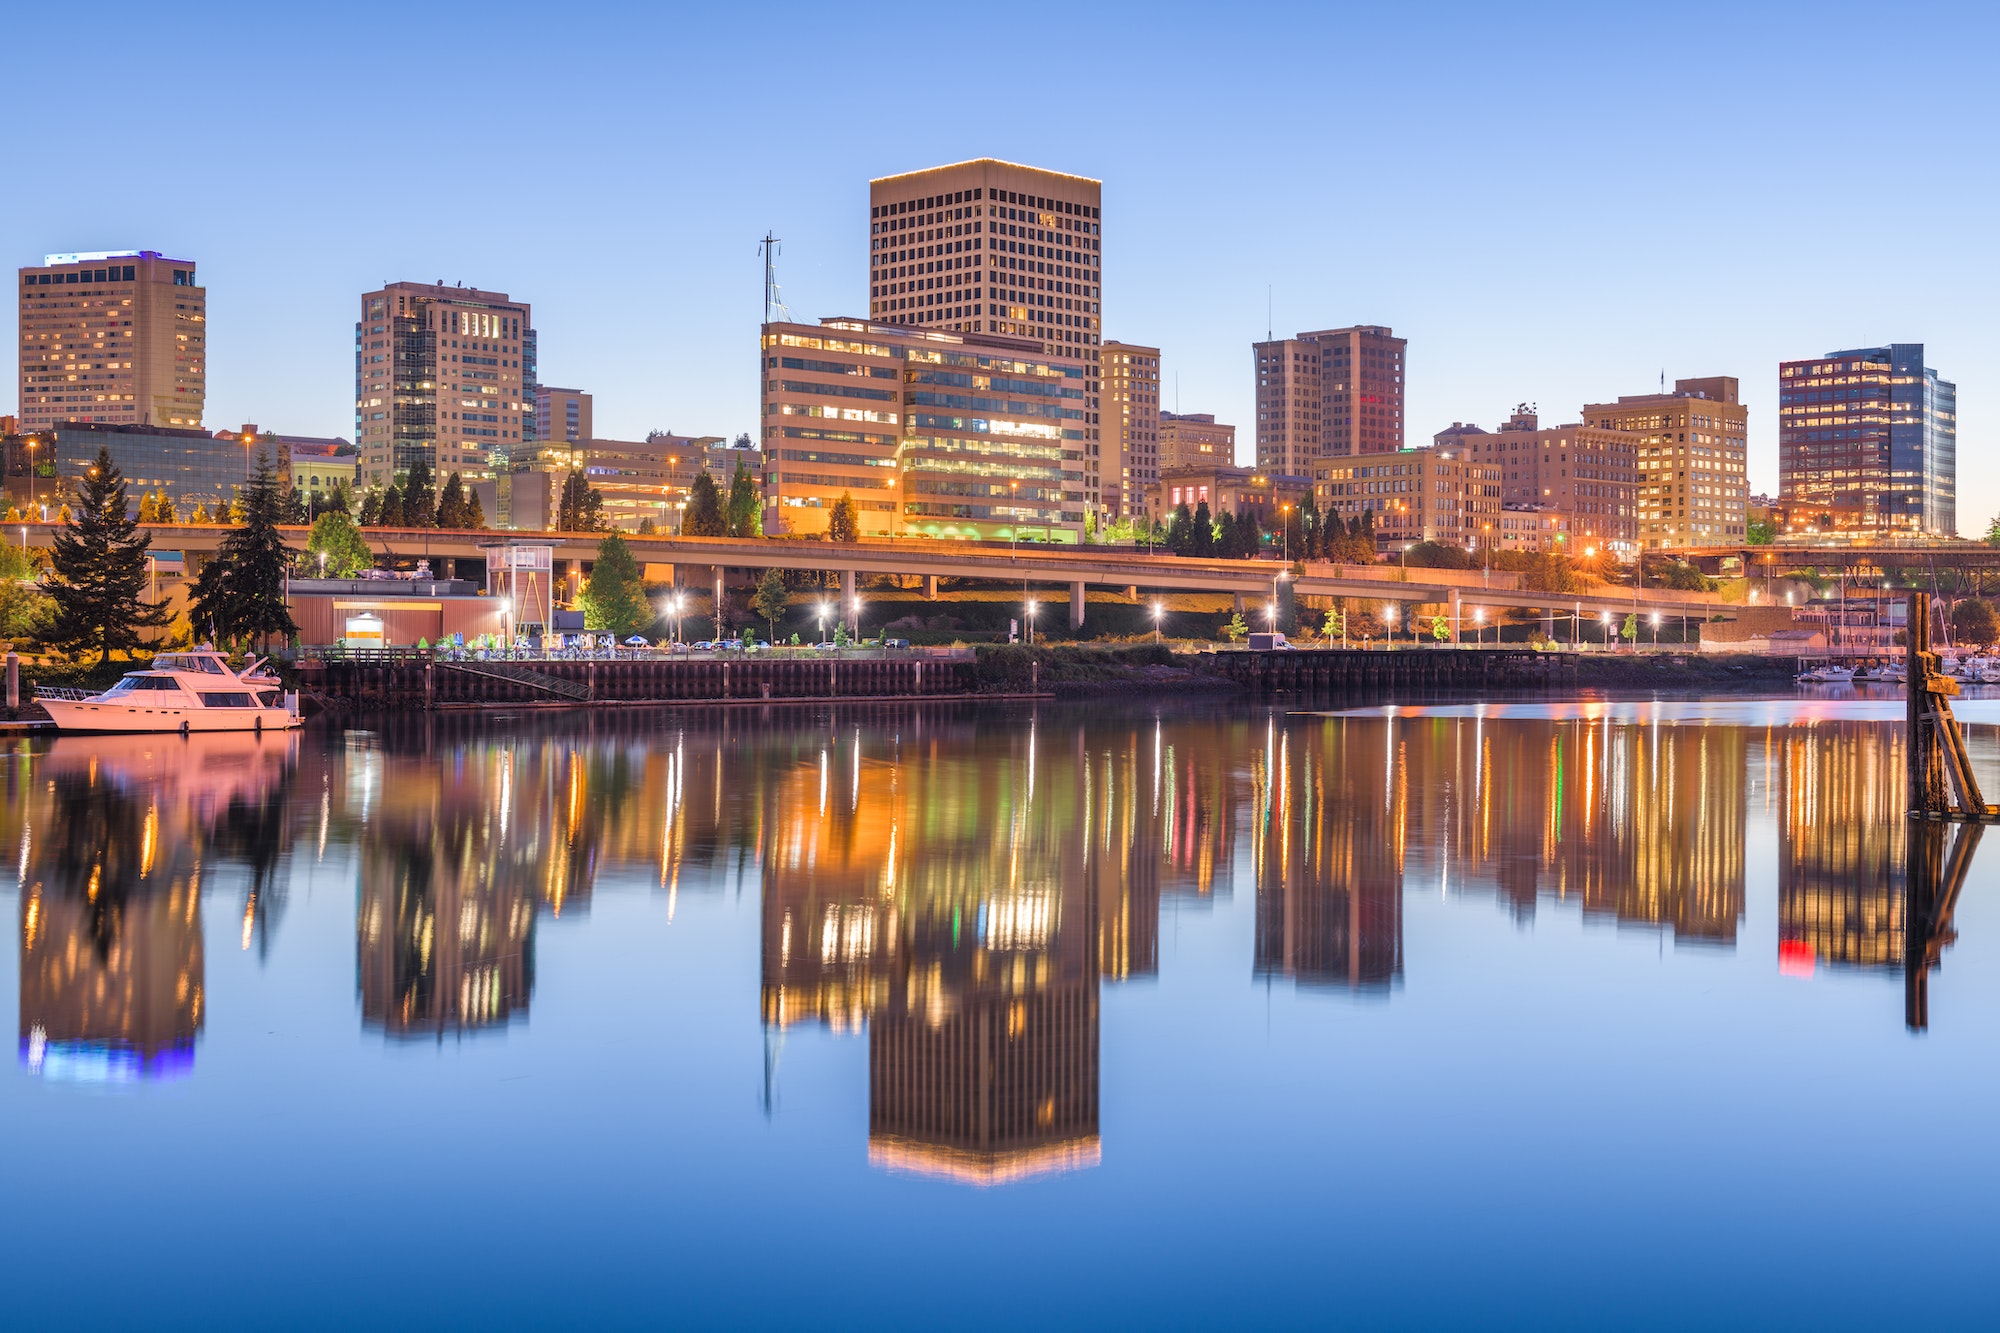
[3, 700, 1999, 1325]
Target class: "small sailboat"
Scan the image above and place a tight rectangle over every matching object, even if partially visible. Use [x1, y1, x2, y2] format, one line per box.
[1796, 663, 1856, 684]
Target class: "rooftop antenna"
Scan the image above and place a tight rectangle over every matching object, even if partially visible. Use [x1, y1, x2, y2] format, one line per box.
[1660, 368, 1666, 392]
[1267, 285, 1273, 341]
[759, 233, 792, 326]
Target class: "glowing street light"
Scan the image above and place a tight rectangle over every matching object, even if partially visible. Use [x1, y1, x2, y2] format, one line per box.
[1474, 605, 1486, 649]
[1025, 598, 1038, 645]
[1650, 610, 1661, 647]
[1152, 600, 1164, 644]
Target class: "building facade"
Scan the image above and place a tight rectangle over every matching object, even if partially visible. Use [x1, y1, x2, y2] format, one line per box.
[4, 421, 249, 515]
[1583, 377, 1748, 549]
[1777, 344, 1956, 537]
[1315, 446, 1502, 550]
[18, 250, 205, 432]
[761, 318, 1086, 543]
[1253, 325, 1405, 476]
[581, 432, 739, 532]
[1159, 411, 1236, 472]
[534, 386, 592, 447]
[1102, 342, 1159, 520]
[1154, 466, 1311, 528]
[1447, 407, 1640, 558]
[355, 282, 536, 490]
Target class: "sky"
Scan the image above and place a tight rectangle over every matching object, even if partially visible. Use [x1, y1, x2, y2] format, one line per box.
[8, 1, 1997, 528]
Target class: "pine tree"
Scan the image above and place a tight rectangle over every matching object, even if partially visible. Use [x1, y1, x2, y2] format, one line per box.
[557, 469, 606, 532]
[190, 450, 300, 650]
[436, 471, 470, 528]
[726, 460, 763, 537]
[580, 533, 650, 638]
[826, 491, 860, 543]
[327, 480, 351, 514]
[465, 489, 486, 530]
[1191, 500, 1216, 557]
[138, 492, 159, 523]
[156, 492, 179, 524]
[190, 502, 214, 525]
[636, 517, 658, 536]
[47, 446, 171, 664]
[357, 488, 382, 526]
[403, 460, 437, 526]
[379, 485, 406, 527]
[681, 471, 726, 536]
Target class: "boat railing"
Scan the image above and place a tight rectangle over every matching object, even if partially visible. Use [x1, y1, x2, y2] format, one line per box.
[34, 685, 93, 702]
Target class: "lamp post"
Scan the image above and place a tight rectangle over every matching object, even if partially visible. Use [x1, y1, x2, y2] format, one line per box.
[1152, 600, 1164, 644]
[24, 439, 37, 515]
[317, 550, 328, 580]
[1482, 522, 1492, 585]
[1384, 601, 1399, 650]
[1600, 610, 1612, 651]
[818, 600, 830, 645]
[1280, 503, 1291, 563]
[1475, 605, 1485, 649]
[1026, 598, 1037, 645]
[1650, 611, 1661, 648]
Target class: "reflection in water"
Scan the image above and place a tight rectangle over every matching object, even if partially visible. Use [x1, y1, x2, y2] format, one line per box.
[14, 734, 299, 1081]
[9, 704, 1986, 1101]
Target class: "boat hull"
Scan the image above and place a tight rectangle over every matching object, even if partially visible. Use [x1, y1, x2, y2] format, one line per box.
[40, 699, 301, 733]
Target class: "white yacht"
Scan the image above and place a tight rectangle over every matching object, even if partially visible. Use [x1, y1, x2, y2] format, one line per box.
[1796, 663, 1856, 684]
[39, 651, 301, 733]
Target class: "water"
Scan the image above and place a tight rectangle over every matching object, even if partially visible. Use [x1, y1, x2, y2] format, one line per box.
[4, 700, 1999, 1328]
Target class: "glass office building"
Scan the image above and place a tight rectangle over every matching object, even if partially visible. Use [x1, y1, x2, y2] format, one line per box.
[1778, 344, 1957, 537]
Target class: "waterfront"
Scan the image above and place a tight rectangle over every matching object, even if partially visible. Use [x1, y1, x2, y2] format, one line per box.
[5, 700, 2000, 1327]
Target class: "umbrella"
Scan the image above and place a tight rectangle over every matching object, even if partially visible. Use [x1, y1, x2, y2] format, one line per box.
[624, 636, 650, 646]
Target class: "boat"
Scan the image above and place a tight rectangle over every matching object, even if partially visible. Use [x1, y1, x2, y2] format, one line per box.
[1858, 662, 1907, 684]
[1796, 663, 1856, 684]
[38, 651, 301, 733]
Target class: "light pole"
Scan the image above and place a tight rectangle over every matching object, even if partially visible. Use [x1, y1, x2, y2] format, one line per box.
[1026, 599, 1037, 645]
[818, 600, 830, 645]
[1650, 611, 1660, 648]
[1482, 522, 1492, 585]
[1280, 503, 1291, 563]
[1384, 602, 1399, 650]
[1153, 600, 1164, 644]
[1600, 610, 1612, 651]
[1475, 605, 1485, 648]
[317, 550, 328, 580]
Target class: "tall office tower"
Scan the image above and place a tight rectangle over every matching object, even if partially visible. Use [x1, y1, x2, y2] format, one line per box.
[534, 386, 592, 445]
[354, 282, 534, 490]
[1777, 344, 1956, 537]
[1253, 325, 1405, 475]
[18, 250, 205, 431]
[1584, 377, 1748, 549]
[1102, 342, 1159, 520]
[869, 160, 1105, 490]
[1159, 412, 1236, 471]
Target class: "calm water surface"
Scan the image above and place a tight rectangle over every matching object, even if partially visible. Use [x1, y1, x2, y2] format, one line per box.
[5, 699, 1999, 1328]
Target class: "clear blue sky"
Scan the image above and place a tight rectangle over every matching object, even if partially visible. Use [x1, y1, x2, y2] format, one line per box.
[10, 2, 1997, 528]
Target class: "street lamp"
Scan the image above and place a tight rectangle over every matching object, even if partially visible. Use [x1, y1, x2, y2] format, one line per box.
[1025, 598, 1037, 645]
[1600, 610, 1612, 650]
[818, 600, 831, 644]
[1152, 600, 1164, 644]
[1474, 605, 1486, 648]
[1384, 602, 1399, 649]
[1650, 611, 1661, 647]
[317, 550, 328, 579]
[1482, 522, 1492, 585]
[1280, 503, 1292, 563]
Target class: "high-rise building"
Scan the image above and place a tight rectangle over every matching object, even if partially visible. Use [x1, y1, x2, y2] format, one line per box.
[1159, 411, 1236, 471]
[1315, 445, 1501, 551]
[1584, 377, 1748, 549]
[1102, 341, 1159, 519]
[868, 161, 1104, 497]
[354, 282, 535, 490]
[1253, 325, 1405, 476]
[1777, 344, 1956, 537]
[17, 250, 205, 432]
[761, 317, 1086, 543]
[534, 386, 592, 446]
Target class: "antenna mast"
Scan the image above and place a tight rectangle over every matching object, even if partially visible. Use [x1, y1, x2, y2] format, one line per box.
[759, 233, 792, 326]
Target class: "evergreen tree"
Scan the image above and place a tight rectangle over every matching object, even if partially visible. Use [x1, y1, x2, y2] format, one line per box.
[465, 489, 485, 530]
[156, 492, 179, 524]
[826, 491, 860, 543]
[557, 469, 606, 532]
[1167, 502, 1195, 556]
[1215, 511, 1238, 559]
[1191, 500, 1216, 557]
[282, 483, 309, 525]
[752, 567, 788, 639]
[306, 511, 375, 578]
[726, 460, 763, 537]
[436, 471, 470, 528]
[357, 488, 382, 527]
[403, 460, 437, 526]
[636, 517, 658, 536]
[138, 492, 160, 523]
[327, 480, 351, 514]
[379, 485, 406, 527]
[580, 533, 650, 637]
[46, 446, 171, 664]
[190, 449, 299, 650]
[681, 471, 726, 536]
[190, 502, 214, 525]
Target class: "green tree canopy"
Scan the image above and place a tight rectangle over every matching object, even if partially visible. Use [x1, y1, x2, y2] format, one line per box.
[826, 491, 860, 543]
[306, 511, 375, 578]
[581, 532, 651, 638]
[190, 449, 300, 649]
[557, 468, 606, 532]
[378, 485, 406, 528]
[752, 567, 788, 638]
[47, 446, 172, 663]
[403, 459, 437, 527]
[726, 460, 763, 537]
[357, 488, 382, 526]
[1951, 598, 1997, 646]
[682, 471, 727, 536]
[435, 471, 473, 529]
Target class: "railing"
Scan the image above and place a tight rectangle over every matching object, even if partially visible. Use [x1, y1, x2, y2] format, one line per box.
[33, 686, 93, 701]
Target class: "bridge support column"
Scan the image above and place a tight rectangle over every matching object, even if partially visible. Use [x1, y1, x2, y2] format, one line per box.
[1070, 581, 1086, 630]
[1233, 592, 1245, 615]
[1123, 585, 1138, 601]
[842, 568, 857, 634]
[924, 575, 939, 600]
[1449, 588, 1461, 647]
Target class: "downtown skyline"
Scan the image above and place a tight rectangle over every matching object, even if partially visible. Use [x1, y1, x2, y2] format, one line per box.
[4, 2, 1996, 530]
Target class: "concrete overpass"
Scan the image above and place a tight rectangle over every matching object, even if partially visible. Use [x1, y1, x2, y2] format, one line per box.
[1680, 543, 2000, 575]
[68, 521, 1730, 633]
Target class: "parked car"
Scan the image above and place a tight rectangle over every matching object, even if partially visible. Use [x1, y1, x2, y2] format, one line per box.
[691, 641, 715, 651]
[884, 638, 911, 650]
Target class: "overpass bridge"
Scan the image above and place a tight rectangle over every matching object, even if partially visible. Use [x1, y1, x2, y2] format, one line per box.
[1680, 543, 2000, 577]
[77, 521, 1730, 633]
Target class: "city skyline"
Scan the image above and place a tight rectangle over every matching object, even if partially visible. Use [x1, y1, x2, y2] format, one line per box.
[4, 3, 1996, 532]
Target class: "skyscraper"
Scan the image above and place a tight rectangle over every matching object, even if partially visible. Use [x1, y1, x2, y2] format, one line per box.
[354, 282, 535, 490]
[17, 250, 205, 431]
[1102, 341, 1159, 519]
[1584, 376, 1747, 549]
[1778, 344, 1956, 536]
[1253, 325, 1405, 476]
[534, 386, 592, 445]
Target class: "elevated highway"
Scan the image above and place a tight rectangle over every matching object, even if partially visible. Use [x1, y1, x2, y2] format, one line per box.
[69, 521, 1731, 631]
